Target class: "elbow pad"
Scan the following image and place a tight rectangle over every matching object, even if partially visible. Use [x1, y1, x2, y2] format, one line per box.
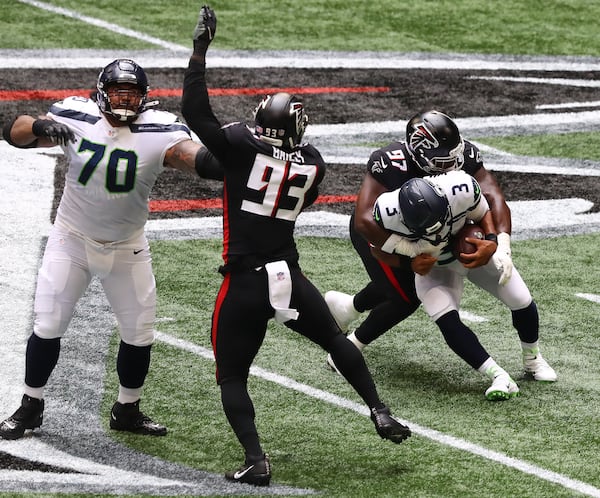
[194, 147, 224, 180]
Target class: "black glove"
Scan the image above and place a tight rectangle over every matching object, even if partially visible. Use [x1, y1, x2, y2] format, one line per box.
[193, 5, 217, 54]
[32, 119, 75, 146]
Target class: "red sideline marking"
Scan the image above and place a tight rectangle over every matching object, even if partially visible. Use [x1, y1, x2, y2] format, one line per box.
[149, 194, 357, 213]
[0, 86, 389, 101]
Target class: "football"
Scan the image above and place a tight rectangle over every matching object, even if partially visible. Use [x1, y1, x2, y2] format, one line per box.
[452, 223, 484, 263]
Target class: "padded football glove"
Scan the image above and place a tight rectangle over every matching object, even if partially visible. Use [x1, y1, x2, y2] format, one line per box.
[193, 5, 217, 54]
[32, 119, 75, 146]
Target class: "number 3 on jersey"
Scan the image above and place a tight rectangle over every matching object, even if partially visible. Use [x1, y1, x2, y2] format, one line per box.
[241, 153, 317, 221]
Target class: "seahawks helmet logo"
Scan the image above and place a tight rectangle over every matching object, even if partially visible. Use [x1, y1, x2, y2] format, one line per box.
[409, 122, 439, 151]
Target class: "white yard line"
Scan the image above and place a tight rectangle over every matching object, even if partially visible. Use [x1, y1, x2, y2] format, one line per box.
[155, 331, 600, 498]
[16, 0, 187, 51]
[576, 293, 600, 304]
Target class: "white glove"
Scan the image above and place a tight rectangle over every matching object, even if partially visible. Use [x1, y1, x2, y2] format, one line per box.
[395, 238, 441, 258]
[492, 232, 513, 285]
[380, 234, 441, 258]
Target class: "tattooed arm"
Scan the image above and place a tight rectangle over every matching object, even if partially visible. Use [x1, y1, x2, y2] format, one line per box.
[164, 138, 223, 180]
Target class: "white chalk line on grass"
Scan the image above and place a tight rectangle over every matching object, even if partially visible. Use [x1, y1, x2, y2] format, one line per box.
[155, 331, 600, 498]
[16, 0, 187, 52]
[576, 293, 600, 304]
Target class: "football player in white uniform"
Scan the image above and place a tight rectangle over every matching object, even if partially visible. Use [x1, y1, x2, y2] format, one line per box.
[0, 58, 222, 439]
[372, 170, 554, 399]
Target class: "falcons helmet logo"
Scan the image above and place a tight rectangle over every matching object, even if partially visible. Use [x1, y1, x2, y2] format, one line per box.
[409, 122, 439, 151]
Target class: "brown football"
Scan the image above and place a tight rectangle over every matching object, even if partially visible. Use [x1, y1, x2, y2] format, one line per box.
[452, 223, 484, 263]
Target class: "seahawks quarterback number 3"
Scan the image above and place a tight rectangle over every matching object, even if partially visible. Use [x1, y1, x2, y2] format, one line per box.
[0, 58, 222, 440]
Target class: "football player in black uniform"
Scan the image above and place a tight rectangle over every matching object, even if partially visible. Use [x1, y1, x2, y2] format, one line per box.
[324, 110, 557, 397]
[181, 5, 410, 487]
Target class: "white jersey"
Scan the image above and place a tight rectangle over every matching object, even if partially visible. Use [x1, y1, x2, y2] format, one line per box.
[374, 170, 490, 263]
[48, 96, 191, 242]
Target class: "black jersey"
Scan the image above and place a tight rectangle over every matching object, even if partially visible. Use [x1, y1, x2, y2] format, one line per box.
[219, 123, 325, 265]
[182, 61, 326, 269]
[366, 140, 483, 190]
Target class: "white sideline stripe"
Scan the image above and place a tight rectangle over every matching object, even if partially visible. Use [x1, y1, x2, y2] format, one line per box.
[154, 331, 600, 498]
[575, 293, 600, 304]
[307, 110, 600, 136]
[537, 101, 600, 110]
[16, 0, 187, 52]
[470, 75, 600, 88]
[6, 50, 600, 71]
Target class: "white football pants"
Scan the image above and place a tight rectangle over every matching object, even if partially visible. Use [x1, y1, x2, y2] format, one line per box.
[33, 223, 156, 346]
[416, 258, 533, 322]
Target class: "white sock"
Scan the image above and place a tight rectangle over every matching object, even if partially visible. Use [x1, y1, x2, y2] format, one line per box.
[23, 385, 45, 400]
[478, 357, 508, 379]
[521, 340, 540, 358]
[117, 386, 142, 404]
[347, 332, 366, 351]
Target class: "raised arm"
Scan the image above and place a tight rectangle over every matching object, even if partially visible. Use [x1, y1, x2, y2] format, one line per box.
[181, 5, 229, 160]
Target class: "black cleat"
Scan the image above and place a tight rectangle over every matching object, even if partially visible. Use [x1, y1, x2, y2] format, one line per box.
[225, 453, 271, 487]
[370, 406, 411, 444]
[0, 394, 44, 440]
[109, 400, 167, 436]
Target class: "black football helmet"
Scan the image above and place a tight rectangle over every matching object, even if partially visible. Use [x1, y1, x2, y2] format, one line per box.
[406, 110, 464, 174]
[96, 59, 149, 122]
[398, 177, 450, 237]
[253, 92, 308, 150]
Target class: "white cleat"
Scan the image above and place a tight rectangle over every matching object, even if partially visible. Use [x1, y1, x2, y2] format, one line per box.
[523, 354, 557, 382]
[324, 291, 361, 332]
[485, 374, 520, 401]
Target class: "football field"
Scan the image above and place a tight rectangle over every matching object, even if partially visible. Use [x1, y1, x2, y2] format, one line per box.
[0, 1, 599, 497]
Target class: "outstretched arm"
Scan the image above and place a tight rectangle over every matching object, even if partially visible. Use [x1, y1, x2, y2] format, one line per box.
[164, 139, 224, 180]
[3, 115, 75, 148]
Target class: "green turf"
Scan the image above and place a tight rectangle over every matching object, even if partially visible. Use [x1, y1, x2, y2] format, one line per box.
[4, 0, 600, 55]
[93, 234, 600, 497]
[479, 132, 600, 161]
[2, 1, 599, 497]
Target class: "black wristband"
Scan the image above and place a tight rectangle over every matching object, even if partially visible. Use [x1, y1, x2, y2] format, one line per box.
[485, 233, 498, 243]
[31, 119, 49, 137]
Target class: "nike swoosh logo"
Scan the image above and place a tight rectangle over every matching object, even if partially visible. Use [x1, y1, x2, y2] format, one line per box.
[233, 465, 255, 479]
[133, 249, 144, 254]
